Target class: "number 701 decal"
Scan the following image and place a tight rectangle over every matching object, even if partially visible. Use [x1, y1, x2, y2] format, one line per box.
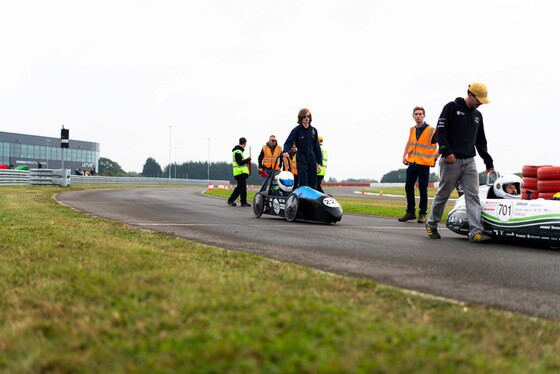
[497, 201, 514, 222]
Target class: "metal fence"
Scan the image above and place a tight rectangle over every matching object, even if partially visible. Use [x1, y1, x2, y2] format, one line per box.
[0, 169, 229, 187]
[0, 170, 29, 186]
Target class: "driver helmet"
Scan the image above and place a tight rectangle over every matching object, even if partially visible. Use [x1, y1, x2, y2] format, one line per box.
[276, 171, 294, 192]
[493, 174, 523, 199]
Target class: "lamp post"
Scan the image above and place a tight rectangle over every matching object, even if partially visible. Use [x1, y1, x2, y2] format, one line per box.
[168, 125, 172, 179]
[174, 146, 177, 179]
[207, 138, 210, 181]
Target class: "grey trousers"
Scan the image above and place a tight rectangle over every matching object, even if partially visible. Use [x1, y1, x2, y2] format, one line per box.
[427, 157, 484, 237]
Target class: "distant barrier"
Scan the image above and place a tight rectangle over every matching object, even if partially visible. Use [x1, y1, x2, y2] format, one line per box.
[0, 169, 229, 187]
[0, 170, 29, 186]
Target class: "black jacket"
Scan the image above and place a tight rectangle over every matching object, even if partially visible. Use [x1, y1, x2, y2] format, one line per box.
[436, 97, 493, 169]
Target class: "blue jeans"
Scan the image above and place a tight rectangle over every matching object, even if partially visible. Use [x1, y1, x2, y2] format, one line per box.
[405, 163, 430, 215]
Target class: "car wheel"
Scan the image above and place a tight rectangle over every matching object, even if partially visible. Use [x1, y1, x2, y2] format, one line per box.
[285, 194, 299, 222]
[253, 192, 265, 218]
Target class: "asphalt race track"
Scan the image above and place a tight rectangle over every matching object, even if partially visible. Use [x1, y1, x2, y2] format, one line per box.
[56, 187, 560, 320]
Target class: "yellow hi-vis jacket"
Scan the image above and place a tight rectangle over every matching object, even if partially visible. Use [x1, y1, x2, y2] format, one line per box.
[232, 149, 249, 176]
[317, 145, 327, 176]
[405, 126, 437, 166]
[262, 144, 282, 170]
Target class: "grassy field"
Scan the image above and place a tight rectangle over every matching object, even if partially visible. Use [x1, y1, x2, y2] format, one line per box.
[1, 185, 559, 373]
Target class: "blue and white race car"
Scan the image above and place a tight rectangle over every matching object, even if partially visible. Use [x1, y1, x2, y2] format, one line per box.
[252, 158, 342, 223]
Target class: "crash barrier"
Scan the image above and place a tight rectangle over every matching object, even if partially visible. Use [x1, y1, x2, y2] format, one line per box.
[29, 168, 71, 187]
[0, 169, 229, 187]
[0, 169, 30, 186]
[70, 176, 229, 186]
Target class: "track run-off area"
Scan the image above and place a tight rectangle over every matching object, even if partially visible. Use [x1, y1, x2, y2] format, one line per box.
[56, 187, 560, 319]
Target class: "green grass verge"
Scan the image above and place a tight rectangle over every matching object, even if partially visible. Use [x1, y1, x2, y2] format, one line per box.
[1, 186, 559, 372]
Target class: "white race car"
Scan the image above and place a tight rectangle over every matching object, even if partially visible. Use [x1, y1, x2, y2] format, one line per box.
[446, 174, 560, 247]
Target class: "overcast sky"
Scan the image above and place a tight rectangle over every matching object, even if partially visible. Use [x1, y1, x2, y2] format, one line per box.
[2, 0, 559, 180]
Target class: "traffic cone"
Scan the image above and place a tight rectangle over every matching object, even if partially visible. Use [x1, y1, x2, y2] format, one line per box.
[362, 188, 364, 195]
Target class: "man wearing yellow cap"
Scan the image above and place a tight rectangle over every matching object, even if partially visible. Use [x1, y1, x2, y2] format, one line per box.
[425, 82, 495, 242]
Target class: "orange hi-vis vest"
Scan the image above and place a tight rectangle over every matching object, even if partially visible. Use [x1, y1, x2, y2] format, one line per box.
[287, 153, 297, 175]
[405, 125, 437, 166]
[262, 144, 282, 170]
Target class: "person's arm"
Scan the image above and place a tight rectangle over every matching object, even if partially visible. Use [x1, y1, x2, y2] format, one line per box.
[436, 102, 455, 160]
[402, 139, 410, 164]
[314, 129, 322, 167]
[235, 151, 247, 166]
[282, 128, 296, 158]
[258, 148, 265, 169]
[430, 127, 440, 162]
[474, 115, 494, 172]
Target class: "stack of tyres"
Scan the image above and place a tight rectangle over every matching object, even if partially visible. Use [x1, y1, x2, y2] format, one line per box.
[521, 165, 546, 199]
[537, 166, 560, 200]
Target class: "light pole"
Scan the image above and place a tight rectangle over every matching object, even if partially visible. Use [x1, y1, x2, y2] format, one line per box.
[168, 125, 172, 179]
[174, 146, 177, 179]
[207, 138, 210, 181]
[45, 139, 51, 168]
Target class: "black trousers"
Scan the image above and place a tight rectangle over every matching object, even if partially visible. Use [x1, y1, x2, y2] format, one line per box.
[405, 163, 430, 215]
[316, 175, 325, 193]
[228, 176, 248, 204]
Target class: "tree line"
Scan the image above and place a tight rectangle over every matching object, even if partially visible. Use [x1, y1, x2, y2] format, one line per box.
[99, 156, 494, 184]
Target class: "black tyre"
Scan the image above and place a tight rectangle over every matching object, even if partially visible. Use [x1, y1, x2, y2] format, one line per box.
[253, 192, 265, 218]
[285, 194, 299, 222]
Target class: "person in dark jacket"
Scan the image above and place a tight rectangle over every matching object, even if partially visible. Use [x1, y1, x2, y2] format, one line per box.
[282, 108, 322, 189]
[426, 82, 495, 242]
[227, 137, 252, 207]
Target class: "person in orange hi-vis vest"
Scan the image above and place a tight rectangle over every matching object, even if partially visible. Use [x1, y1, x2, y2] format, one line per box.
[286, 143, 298, 189]
[258, 135, 282, 177]
[398, 106, 438, 224]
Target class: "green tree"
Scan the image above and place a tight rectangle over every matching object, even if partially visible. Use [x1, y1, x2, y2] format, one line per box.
[142, 157, 163, 177]
[381, 169, 407, 183]
[98, 157, 126, 176]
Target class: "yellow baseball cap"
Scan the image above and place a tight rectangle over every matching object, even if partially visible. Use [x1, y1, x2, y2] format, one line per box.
[468, 82, 490, 104]
[318, 135, 323, 142]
